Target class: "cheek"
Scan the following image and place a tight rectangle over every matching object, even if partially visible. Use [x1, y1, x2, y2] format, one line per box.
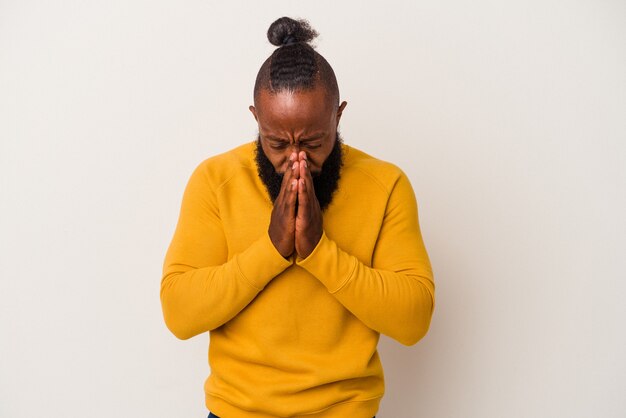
[275, 159, 288, 174]
[305, 150, 329, 172]
[262, 146, 289, 173]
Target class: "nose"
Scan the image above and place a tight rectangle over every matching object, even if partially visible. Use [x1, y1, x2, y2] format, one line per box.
[281, 145, 300, 173]
[289, 143, 301, 155]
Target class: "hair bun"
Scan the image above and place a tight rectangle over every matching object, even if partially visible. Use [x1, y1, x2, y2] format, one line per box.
[267, 17, 319, 47]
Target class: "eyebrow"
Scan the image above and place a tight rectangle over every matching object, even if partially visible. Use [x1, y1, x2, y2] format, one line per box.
[264, 133, 326, 143]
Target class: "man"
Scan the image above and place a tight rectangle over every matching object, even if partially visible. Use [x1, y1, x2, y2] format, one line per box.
[160, 17, 435, 418]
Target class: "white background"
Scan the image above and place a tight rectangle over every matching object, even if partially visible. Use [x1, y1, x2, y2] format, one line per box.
[1, 1, 624, 417]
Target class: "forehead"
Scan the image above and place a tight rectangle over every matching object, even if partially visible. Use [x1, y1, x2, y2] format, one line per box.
[255, 88, 333, 132]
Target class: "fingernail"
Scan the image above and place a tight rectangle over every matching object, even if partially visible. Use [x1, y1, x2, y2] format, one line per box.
[302, 160, 307, 168]
[290, 153, 296, 161]
[292, 161, 298, 170]
[291, 179, 297, 189]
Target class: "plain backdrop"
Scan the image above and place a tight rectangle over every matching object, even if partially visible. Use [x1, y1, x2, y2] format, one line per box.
[1, 1, 624, 417]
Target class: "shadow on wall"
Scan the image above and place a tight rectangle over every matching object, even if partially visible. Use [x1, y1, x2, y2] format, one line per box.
[376, 242, 477, 416]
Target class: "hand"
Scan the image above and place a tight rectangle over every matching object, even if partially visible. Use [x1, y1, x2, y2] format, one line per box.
[295, 151, 323, 259]
[268, 152, 299, 258]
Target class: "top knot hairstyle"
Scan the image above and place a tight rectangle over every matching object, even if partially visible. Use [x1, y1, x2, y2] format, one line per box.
[253, 17, 340, 109]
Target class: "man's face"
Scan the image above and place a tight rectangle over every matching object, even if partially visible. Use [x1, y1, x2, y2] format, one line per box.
[249, 87, 348, 210]
[250, 87, 346, 176]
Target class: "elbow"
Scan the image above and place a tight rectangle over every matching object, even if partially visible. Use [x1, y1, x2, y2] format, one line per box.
[397, 315, 433, 346]
[164, 319, 194, 341]
[160, 283, 196, 341]
[161, 301, 195, 340]
[397, 289, 435, 346]
[163, 305, 195, 340]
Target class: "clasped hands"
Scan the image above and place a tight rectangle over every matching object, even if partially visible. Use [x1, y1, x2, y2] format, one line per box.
[268, 151, 323, 260]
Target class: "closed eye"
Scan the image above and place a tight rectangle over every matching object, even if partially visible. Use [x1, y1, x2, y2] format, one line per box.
[269, 143, 321, 150]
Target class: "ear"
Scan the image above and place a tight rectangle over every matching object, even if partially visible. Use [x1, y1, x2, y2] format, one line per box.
[335, 101, 348, 126]
[249, 105, 258, 122]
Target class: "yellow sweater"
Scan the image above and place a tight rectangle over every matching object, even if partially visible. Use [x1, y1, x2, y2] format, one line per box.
[160, 140, 435, 417]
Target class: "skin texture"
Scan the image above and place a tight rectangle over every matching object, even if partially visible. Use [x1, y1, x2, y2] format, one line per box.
[249, 87, 348, 259]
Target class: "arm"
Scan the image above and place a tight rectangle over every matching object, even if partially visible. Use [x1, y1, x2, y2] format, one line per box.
[160, 164, 292, 340]
[295, 171, 435, 346]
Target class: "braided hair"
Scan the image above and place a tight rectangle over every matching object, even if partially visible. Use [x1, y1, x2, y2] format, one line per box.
[253, 17, 340, 109]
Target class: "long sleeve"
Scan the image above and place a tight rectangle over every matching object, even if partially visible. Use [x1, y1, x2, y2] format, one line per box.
[295, 170, 435, 346]
[160, 163, 292, 340]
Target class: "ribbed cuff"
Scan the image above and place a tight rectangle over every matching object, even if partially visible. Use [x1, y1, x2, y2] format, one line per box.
[235, 230, 293, 290]
[295, 230, 358, 293]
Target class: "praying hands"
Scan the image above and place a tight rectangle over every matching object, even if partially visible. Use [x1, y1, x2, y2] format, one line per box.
[268, 151, 323, 260]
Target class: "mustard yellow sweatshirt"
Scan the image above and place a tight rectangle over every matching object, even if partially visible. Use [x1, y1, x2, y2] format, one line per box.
[160, 140, 435, 418]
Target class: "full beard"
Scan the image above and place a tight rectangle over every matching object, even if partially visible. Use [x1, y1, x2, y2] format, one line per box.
[254, 132, 344, 212]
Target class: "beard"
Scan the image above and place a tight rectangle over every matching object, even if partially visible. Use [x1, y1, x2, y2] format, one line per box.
[254, 132, 344, 212]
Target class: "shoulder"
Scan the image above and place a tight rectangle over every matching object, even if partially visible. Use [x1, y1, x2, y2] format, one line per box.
[341, 143, 408, 195]
[189, 141, 256, 190]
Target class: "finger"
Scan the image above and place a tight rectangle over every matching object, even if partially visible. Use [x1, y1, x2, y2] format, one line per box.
[297, 177, 308, 220]
[290, 151, 300, 179]
[281, 154, 301, 191]
[288, 178, 298, 216]
[300, 158, 316, 203]
[274, 160, 296, 213]
[277, 158, 292, 198]
[299, 157, 305, 179]
[272, 162, 297, 224]
[286, 154, 299, 213]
